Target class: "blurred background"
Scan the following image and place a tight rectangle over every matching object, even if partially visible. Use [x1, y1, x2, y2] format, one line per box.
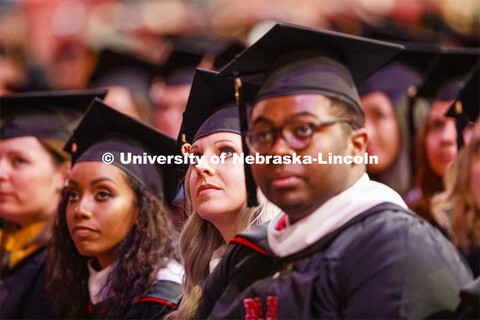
[1, 0, 479, 135]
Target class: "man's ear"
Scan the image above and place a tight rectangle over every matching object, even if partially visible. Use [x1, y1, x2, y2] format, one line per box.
[348, 128, 368, 157]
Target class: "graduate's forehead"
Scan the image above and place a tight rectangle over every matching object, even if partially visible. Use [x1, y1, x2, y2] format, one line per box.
[251, 94, 333, 124]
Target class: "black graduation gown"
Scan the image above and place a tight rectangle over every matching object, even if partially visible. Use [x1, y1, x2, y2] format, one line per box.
[436, 220, 479, 278]
[88, 279, 183, 319]
[0, 247, 55, 319]
[454, 276, 480, 319]
[197, 203, 473, 319]
[459, 243, 479, 278]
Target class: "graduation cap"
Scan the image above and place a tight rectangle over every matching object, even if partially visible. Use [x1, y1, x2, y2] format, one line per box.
[160, 49, 204, 86]
[358, 42, 440, 105]
[178, 68, 260, 206]
[212, 40, 246, 71]
[178, 68, 259, 146]
[415, 47, 480, 101]
[65, 98, 183, 204]
[89, 49, 156, 96]
[159, 35, 221, 86]
[161, 36, 246, 86]
[360, 19, 440, 45]
[358, 43, 441, 158]
[218, 22, 404, 116]
[446, 61, 479, 148]
[0, 89, 107, 141]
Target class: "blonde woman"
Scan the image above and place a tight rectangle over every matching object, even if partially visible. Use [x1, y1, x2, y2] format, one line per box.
[431, 119, 480, 277]
[168, 69, 278, 319]
[430, 65, 479, 277]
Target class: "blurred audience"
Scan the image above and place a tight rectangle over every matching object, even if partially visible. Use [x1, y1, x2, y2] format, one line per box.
[431, 120, 480, 277]
[88, 48, 157, 123]
[431, 64, 479, 277]
[46, 39, 97, 91]
[359, 45, 436, 195]
[151, 36, 245, 138]
[405, 48, 479, 224]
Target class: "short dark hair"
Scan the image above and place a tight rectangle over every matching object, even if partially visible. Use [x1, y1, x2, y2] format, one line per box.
[328, 98, 364, 133]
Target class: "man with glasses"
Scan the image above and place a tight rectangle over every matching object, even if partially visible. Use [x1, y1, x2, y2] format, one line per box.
[196, 23, 473, 319]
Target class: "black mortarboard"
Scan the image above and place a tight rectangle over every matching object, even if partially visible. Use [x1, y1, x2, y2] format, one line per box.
[358, 43, 440, 105]
[357, 43, 440, 178]
[358, 62, 421, 106]
[178, 68, 259, 146]
[446, 62, 480, 122]
[178, 68, 259, 206]
[212, 40, 246, 71]
[0, 89, 107, 141]
[160, 49, 204, 86]
[161, 36, 246, 86]
[65, 98, 182, 204]
[218, 22, 404, 115]
[160, 36, 219, 86]
[360, 19, 440, 45]
[89, 49, 155, 96]
[415, 47, 480, 101]
[446, 62, 479, 148]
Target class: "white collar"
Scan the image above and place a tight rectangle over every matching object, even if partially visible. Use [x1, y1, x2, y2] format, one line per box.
[267, 173, 408, 257]
[209, 245, 228, 274]
[157, 259, 184, 284]
[88, 260, 114, 305]
[87, 259, 184, 305]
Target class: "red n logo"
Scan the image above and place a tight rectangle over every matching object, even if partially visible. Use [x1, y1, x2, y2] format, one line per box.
[182, 144, 191, 154]
[266, 296, 278, 319]
[243, 296, 278, 320]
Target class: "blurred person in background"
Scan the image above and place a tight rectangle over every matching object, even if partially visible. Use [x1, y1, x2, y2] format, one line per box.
[431, 64, 479, 277]
[88, 48, 157, 123]
[432, 121, 480, 277]
[0, 89, 106, 319]
[406, 48, 479, 225]
[151, 37, 213, 138]
[166, 69, 278, 320]
[0, 2, 49, 95]
[358, 44, 437, 196]
[0, 45, 50, 94]
[47, 99, 183, 319]
[45, 39, 98, 91]
[151, 36, 246, 138]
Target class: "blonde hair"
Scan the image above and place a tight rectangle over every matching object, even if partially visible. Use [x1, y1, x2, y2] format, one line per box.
[167, 167, 278, 319]
[37, 138, 71, 163]
[431, 125, 480, 250]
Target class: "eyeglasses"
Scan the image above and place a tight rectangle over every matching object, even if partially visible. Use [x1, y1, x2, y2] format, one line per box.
[245, 118, 352, 154]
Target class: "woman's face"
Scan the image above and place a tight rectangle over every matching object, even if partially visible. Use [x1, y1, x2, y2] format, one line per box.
[425, 101, 457, 177]
[188, 132, 246, 233]
[0, 137, 67, 226]
[66, 162, 138, 269]
[362, 92, 401, 174]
